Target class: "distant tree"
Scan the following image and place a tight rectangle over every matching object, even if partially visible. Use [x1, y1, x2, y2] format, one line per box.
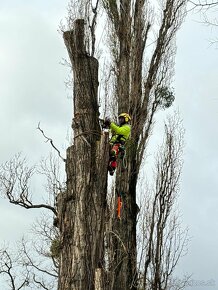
[0, 215, 58, 290]
[0, 154, 61, 290]
[137, 115, 189, 290]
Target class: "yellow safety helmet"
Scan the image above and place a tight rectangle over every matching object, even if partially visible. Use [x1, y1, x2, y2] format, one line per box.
[118, 113, 131, 123]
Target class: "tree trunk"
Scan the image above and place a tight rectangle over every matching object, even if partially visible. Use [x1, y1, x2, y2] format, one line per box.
[109, 2, 142, 289]
[116, 0, 131, 113]
[110, 159, 138, 290]
[57, 19, 108, 290]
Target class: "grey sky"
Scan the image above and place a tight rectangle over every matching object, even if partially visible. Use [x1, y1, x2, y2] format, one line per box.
[0, 0, 71, 240]
[173, 7, 218, 288]
[1, 1, 218, 289]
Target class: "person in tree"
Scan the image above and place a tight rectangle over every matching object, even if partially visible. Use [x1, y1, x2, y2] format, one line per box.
[104, 113, 131, 175]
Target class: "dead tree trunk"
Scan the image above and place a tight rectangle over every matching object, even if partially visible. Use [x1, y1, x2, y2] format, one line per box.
[57, 19, 108, 290]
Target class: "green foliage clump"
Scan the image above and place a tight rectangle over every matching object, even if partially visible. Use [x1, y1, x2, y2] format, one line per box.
[155, 86, 175, 109]
[50, 238, 61, 259]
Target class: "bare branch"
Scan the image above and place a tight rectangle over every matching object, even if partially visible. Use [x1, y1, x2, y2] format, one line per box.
[0, 153, 57, 216]
[0, 248, 30, 290]
[189, 0, 218, 8]
[89, 0, 100, 56]
[37, 153, 66, 205]
[21, 236, 58, 278]
[37, 123, 66, 162]
[33, 274, 50, 290]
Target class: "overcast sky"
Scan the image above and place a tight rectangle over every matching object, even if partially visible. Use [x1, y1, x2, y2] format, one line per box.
[1, 1, 218, 289]
[173, 5, 218, 288]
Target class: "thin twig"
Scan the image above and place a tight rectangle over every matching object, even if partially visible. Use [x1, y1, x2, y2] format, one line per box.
[37, 123, 66, 162]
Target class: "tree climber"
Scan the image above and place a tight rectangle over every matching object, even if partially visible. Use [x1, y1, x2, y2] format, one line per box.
[104, 113, 131, 175]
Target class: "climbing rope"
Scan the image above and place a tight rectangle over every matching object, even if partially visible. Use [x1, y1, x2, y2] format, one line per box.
[119, 145, 127, 171]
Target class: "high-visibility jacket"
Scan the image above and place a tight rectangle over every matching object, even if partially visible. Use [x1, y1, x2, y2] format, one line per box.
[109, 122, 131, 144]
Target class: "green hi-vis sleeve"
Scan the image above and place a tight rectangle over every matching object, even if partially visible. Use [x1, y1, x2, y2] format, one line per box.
[110, 123, 131, 140]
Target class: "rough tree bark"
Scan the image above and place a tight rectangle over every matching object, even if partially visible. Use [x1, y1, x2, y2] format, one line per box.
[57, 19, 108, 290]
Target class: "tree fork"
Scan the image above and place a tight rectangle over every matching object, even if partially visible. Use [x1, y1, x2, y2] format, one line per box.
[57, 19, 108, 290]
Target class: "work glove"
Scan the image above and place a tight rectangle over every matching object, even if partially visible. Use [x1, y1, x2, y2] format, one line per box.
[103, 116, 111, 128]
